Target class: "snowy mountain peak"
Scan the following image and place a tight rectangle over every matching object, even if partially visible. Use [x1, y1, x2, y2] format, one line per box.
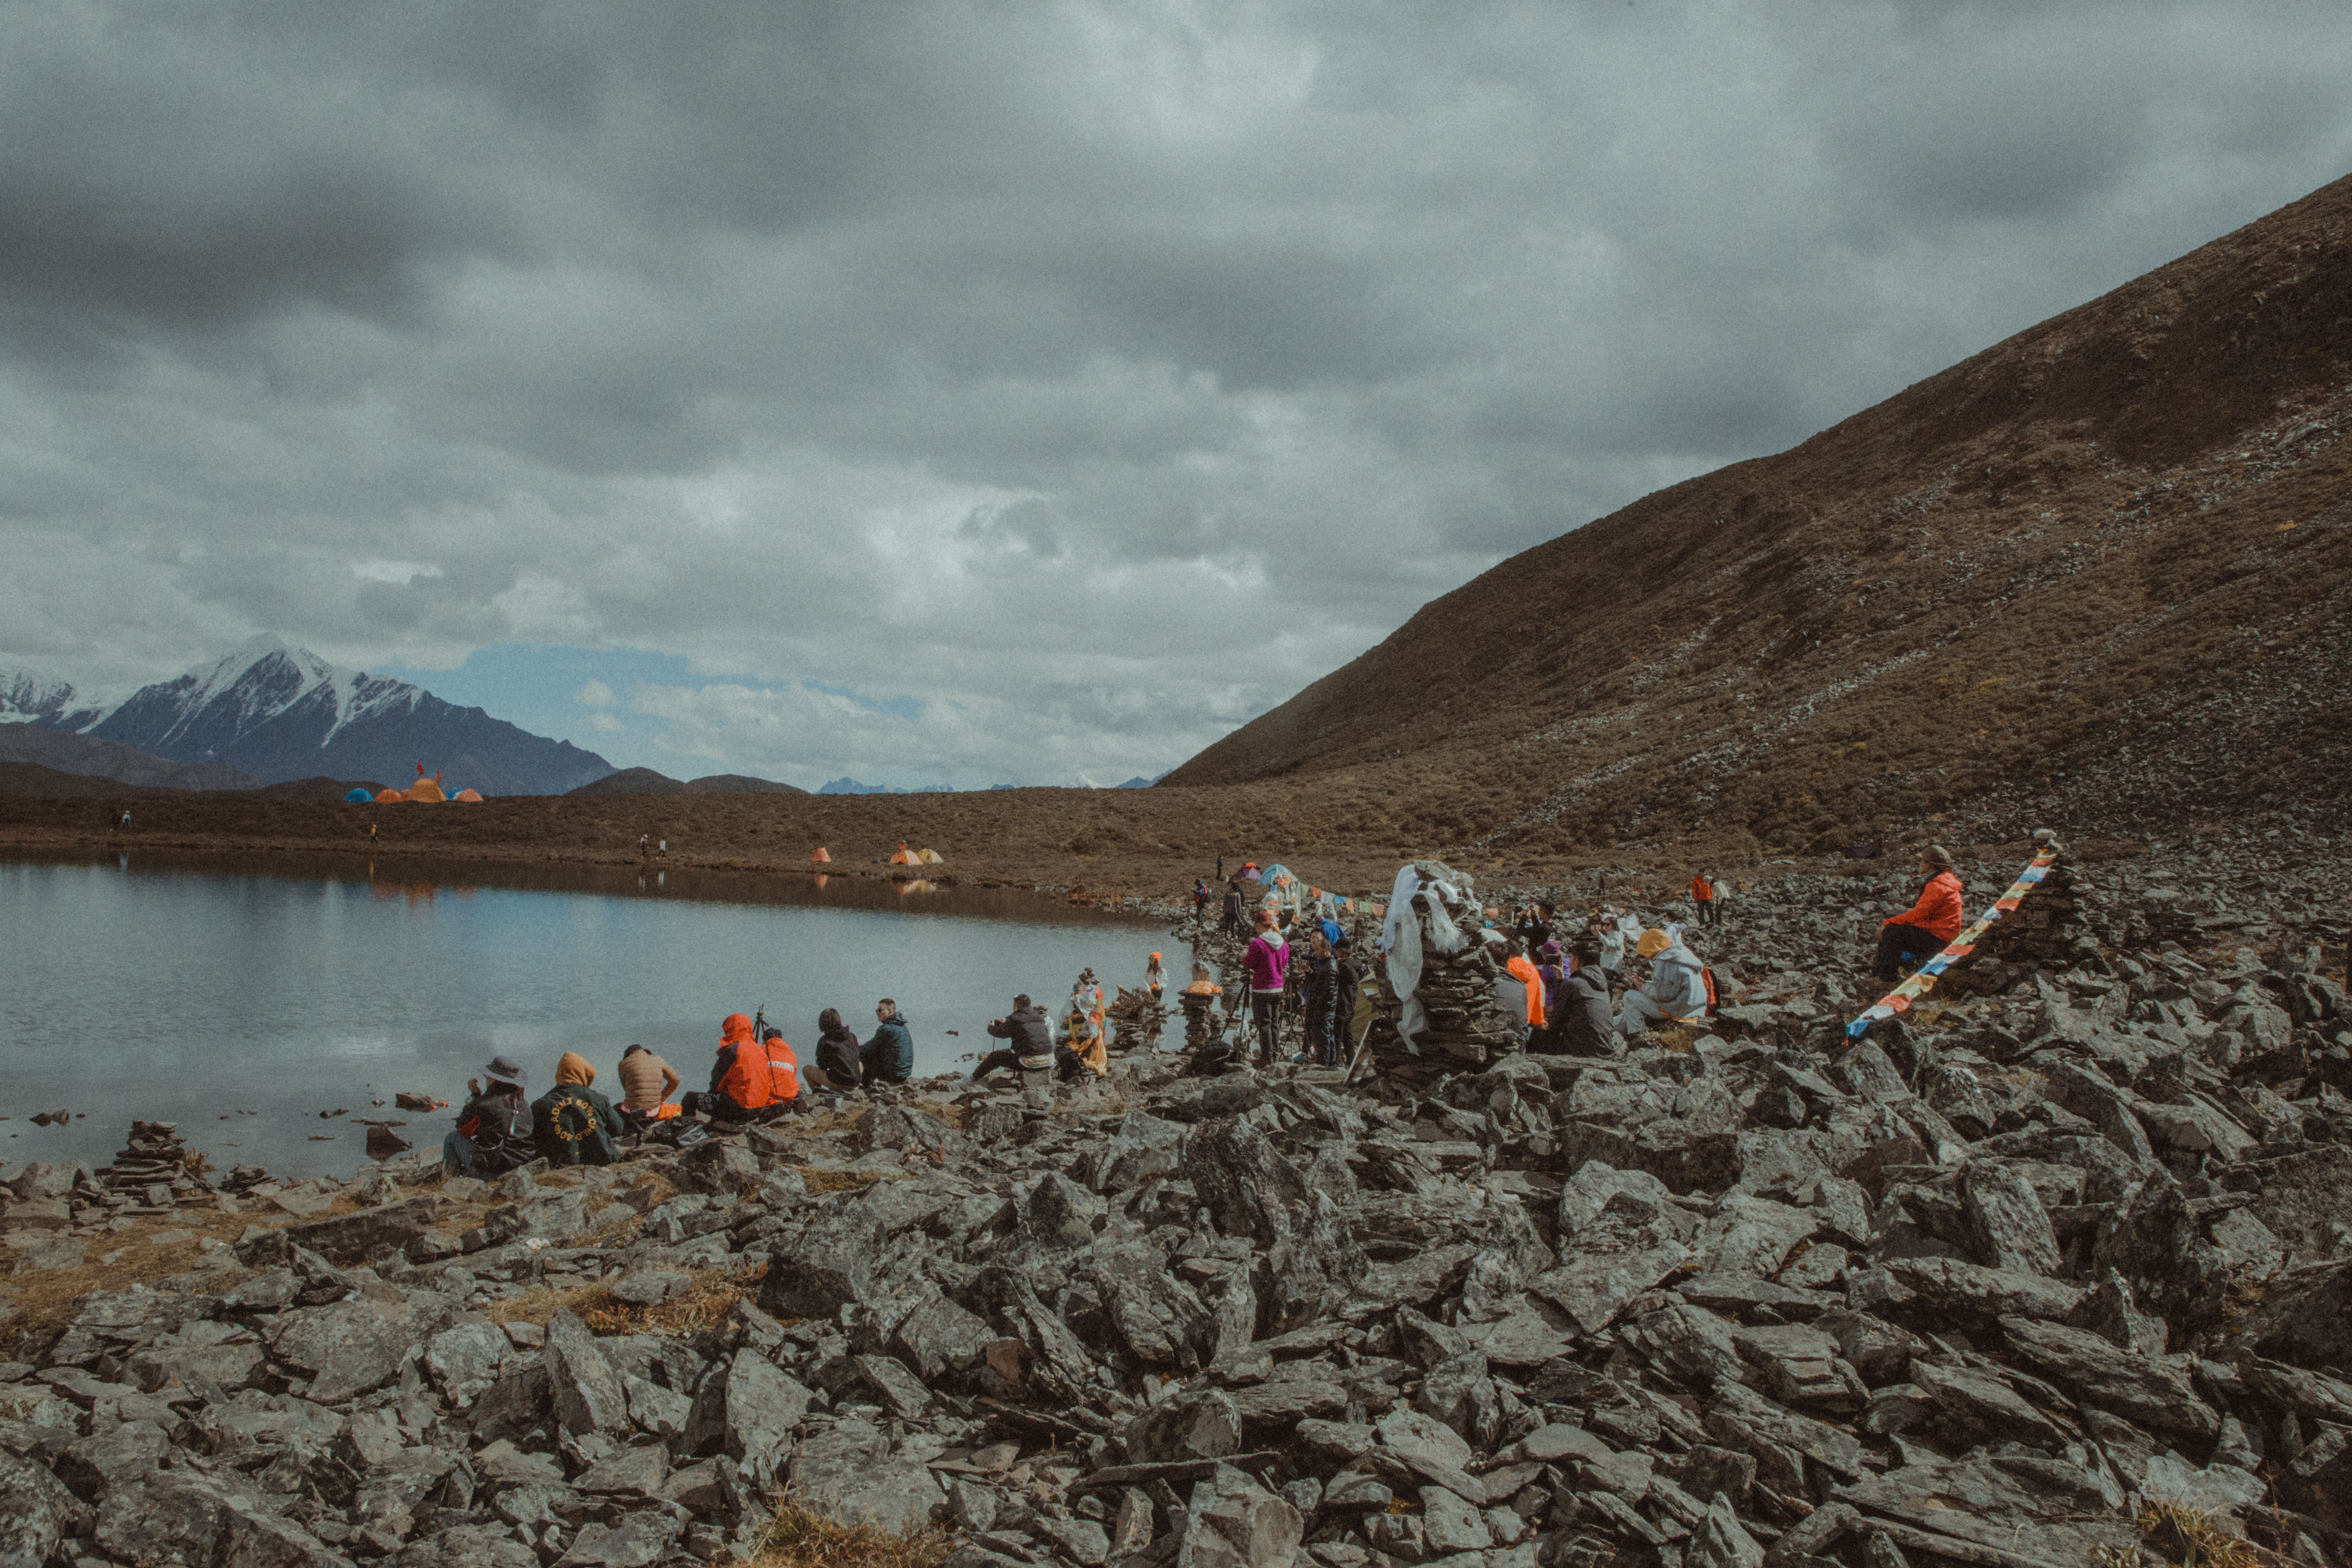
[20, 637, 614, 795]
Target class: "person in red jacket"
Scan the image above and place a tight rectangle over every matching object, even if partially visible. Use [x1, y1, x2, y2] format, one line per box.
[1872, 845, 1964, 983]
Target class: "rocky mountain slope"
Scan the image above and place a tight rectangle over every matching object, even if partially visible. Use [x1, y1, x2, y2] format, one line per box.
[15, 638, 615, 798]
[1164, 172, 2352, 864]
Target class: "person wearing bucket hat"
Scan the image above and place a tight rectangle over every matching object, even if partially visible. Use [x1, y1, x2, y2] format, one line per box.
[1616, 928, 1711, 1038]
[444, 1055, 533, 1176]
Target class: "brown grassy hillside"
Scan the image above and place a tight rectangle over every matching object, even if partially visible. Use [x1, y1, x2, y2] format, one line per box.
[1164, 171, 2352, 860]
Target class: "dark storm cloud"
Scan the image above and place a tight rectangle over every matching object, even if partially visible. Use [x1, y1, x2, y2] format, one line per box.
[3, 1, 2350, 784]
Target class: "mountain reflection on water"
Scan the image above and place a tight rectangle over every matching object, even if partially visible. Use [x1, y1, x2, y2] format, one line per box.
[1, 849, 1167, 1179]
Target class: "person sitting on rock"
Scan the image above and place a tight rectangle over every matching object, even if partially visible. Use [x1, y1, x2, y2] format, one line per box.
[803, 1008, 865, 1097]
[444, 1055, 533, 1176]
[532, 1052, 625, 1167]
[1547, 938, 1617, 1057]
[969, 995, 1057, 1083]
[1872, 844, 1965, 984]
[1615, 929, 1711, 1037]
[861, 999, 914, 1084]
[616, 1044, 682, 1128]
[680, 1013, 799, 1123]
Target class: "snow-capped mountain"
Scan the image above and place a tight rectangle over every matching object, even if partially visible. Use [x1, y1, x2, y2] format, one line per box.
[19, 636, 615, 796]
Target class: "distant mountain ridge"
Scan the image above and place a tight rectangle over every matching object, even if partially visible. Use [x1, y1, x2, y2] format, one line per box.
[569, 767, 807, 797]
[8, 637, 615, 797]
[0, 723, 261, 791]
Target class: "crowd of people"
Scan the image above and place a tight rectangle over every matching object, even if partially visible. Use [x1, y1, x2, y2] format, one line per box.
[1182, 847, 1968, 1070]
[440, 847, 1972, 1173]
[441, 997, 916, 1176]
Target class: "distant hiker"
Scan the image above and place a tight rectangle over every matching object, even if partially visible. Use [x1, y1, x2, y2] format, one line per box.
[1690, 872, 1716, 926]
[680, 1013, 797, 1122]
[1873, 845, 1965, 983]
[1216, 854, 1224, 880]
[532, 1052, 623, 1166]
[444, 1056, 533, 1176]
[805, 1008, 864, 1094]
[1244, 910, 1290, 1066]
[639, 833, 652, 861]
[971, 995, 1057, 1083]
[1219, 884, 1244, 937]
[1192, 880, 1210, 924]
[1548, 938, 1617, 1057]
[1300, 934, 1340, 1067]
[862, 1000, 914, 1084]
[616, 1043, 682, 1126]
[1145, 952, 1166, 1001]
[657, 838, 668, 858]
[367, 822, 378, 845]
[1617, 930, 1711, 1037]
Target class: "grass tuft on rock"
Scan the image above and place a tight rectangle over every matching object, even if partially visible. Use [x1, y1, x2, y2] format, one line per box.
[751, 1504, 952, 1568]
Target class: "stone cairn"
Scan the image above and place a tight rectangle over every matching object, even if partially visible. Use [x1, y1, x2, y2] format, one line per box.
[95, 1121, 209, 1206]
[1366, 860, 1513, 1087]
[1106, 984, 1168, 1050]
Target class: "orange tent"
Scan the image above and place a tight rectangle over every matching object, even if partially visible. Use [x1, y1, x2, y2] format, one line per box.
[889, 842, 920, 866]
[809, 848, 832, 864]
[452, 789, 483, 802]
[406, 777, 446, 803]
[374, 788, 404, 803]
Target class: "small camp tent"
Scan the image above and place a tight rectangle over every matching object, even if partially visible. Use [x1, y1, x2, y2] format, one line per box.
[452, 788, 483, 802]
[889, 842, 920, 866]
[374, 788, 404, 803]
[343, 787, 374, 803]
[916, 848, 944, 864]
[810, 848, 832, 864]
[406, 778, 446, 803]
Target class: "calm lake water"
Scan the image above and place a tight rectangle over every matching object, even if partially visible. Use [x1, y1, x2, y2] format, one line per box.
[1, 851, 1176, 1180]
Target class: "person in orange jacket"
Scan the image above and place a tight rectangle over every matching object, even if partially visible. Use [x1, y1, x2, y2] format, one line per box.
[1872, 845, 1964, 983]
[1690, 872, 1717, 927]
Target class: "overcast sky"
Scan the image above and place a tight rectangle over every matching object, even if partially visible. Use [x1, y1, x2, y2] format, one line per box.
[4, 2, 2349, 789]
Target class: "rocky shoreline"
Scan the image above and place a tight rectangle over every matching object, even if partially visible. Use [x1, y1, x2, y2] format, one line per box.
[3, 839, 2350, 1568]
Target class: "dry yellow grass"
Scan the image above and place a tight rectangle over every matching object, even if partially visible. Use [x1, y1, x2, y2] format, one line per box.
[752, 1504, 953, 1568]
[0, 1207, 254, 1341]
[488, 1261, 767, 1338]
[2137, 1501, 2287, 1568]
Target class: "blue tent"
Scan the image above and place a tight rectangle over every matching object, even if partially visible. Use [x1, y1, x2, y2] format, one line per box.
[343, 787, 374, 803]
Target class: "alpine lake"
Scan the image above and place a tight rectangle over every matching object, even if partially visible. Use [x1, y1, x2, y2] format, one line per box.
[0, 850, 1171, 1180]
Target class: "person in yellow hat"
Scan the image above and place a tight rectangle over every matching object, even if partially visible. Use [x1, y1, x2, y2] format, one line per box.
[1145, 952, 1165, 1003]
[1617, 929, 1710, 1038]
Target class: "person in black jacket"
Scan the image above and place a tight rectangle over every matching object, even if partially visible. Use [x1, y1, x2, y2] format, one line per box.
[444, 1054, 533, 1175]
[1299, 934, 1340, 1066]
[1544, 939, 1618, 1058]
[808, 1008, 863, 1093]
[969, 995, 1056, 1083]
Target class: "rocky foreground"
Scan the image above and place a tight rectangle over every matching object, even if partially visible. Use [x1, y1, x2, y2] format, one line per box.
[3, 846, 2352, 1568]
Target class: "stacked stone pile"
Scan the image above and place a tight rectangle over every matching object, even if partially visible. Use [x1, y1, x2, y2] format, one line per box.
[3, 848, 2352, 1568]
[95, 1121, 208, 1205]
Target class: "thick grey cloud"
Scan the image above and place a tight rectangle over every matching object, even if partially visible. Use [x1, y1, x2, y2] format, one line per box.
[2, 0, 2349, 786]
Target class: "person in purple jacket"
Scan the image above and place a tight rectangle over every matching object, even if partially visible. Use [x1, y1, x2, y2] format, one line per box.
[1244, 908, 1291, 1066]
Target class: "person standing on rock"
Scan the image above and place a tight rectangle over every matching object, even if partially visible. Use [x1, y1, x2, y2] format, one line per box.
[531, 1052, 624, 1166]
[861, 1000, 914, 1084]
[1299, 934, 1340, 1066]
[1334, 936, 1372, 1064]
[1690, 872, 1717, 927]
[1244, 909, 1291, 1066]
[444, 1056, 533, 1176]
[1871, 844, 1965, 984]
[1219, 882, 1245, 937]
